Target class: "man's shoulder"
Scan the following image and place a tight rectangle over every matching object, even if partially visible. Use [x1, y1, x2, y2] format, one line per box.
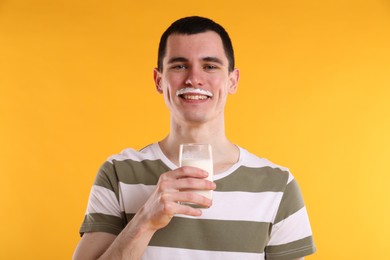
[105, 143, 158, 164]
[96, 143, 167, 183]
[239, 146, 290, 173]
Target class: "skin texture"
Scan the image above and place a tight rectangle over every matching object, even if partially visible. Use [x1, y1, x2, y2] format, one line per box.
[72, 31, 304, 260]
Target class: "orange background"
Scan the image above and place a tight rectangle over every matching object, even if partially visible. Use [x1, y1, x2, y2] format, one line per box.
[1, 0, 389, 259]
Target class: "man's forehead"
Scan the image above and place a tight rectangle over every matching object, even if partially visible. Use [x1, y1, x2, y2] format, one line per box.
[166, 31, 223, 46]
[164, 32, 227, 62]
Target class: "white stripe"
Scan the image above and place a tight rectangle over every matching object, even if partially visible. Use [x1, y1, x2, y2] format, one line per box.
[241, 148, 290, 172]
[107, 145, 158, 163]
[86, 185, 121, 217]
[119, 183, 155, 213]
[177, 191, 283, 223]
[268, 206, 313, 246]
[241, 148, 294, 184]
[118, 183, 283, 223]
[287, 172, 294, 184]
[143, 246, 264, 260]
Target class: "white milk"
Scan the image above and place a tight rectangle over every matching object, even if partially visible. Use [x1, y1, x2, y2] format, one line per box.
[181, 158, 213, 200]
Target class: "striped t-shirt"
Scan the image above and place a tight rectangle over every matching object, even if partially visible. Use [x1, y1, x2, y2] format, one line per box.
[80, 143, 316, 260]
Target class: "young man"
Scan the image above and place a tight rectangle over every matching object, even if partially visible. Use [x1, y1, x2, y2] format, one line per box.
[73, 16, 316, 260]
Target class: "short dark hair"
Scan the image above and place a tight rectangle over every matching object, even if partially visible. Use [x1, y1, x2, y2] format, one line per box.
[157, 16, 235, 72]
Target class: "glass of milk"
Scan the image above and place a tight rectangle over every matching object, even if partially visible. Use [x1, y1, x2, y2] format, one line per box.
[179, 143, 213, 208]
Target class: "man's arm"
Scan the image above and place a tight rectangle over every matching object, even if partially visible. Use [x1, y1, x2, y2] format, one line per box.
[73, 166, 215, 260]
[73, 215, 155, 260]
[73, 232, 116, 260]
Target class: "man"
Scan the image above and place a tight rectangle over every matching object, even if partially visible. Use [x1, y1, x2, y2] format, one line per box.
[73, 16, 316, 260]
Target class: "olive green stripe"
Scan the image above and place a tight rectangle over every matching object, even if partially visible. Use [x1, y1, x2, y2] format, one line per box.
[79, 213, 125, 236]
[93, 161, 121, 200]
[97, 159, 169, 186]
[96, 160, 290, 193]
[126, 213, 136, 221]
[114, 159, 170, 184]
[94, 161, 115, 188]
[215, 166, 289, 192]
[274, 179, 305, 223]
[265, 236, 316, 260]
[149, 217, 271, 253]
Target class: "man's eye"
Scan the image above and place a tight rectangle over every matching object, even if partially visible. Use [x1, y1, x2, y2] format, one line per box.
[172, 65, 187, 70]
[204, 65, 218, 70]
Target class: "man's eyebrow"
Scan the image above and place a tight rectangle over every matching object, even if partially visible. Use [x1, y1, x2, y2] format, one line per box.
[203, 56, 224, 65]
[167, 56, 224, 65]
[167, 57, 188, 64]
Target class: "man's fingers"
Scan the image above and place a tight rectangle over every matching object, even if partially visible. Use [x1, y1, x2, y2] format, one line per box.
[172, 166, 209, 179]
[158, 167, 213, 192]
[160, 191, 213, 213]
[176, 178, 216, 191]
[175, 191, 213, 209]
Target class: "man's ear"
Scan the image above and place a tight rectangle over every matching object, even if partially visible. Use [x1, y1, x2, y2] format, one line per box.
[154, 68, 163, 94]
[228, 68, 240, 94]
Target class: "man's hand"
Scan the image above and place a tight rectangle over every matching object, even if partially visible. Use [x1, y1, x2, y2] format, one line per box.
[136, 166, 216, 231]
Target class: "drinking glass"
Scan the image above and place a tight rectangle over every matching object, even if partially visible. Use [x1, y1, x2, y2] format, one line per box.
[179, 143, 213, 207]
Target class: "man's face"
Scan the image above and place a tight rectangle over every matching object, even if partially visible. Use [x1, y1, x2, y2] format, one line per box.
[154, 31, 239, 125]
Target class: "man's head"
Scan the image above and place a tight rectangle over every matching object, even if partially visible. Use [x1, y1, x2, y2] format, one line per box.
[157, 16, 235, 73]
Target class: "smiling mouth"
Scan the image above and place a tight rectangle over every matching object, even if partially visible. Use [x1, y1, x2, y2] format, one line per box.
[176, 87, 213, 100]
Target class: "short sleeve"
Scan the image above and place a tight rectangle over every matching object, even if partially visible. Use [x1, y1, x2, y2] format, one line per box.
[265, 175, 316, 260]
[79, 161, 125, 236]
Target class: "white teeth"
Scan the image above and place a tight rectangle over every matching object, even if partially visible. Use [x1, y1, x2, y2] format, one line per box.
[176, 87, 213, 97]
[182, 95, 208, 100]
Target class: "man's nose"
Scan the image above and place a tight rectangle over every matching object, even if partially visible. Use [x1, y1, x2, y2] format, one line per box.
[185, 67, 204, 86]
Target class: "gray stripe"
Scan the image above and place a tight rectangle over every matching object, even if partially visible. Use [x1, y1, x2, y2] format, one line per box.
[149, 217, 271, 253]
[94, 160, 170, 197]
[110, 159, 168, 184]
[265, 236, 316, 260]
[96, 161, 290, 193]
[79, 213, 125, 236]
[93, 161, 121, 201]
[215, 166, 289, 192]
[274, 179, 305, 224]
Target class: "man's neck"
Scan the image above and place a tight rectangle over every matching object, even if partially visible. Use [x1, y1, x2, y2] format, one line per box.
[159, 120, 240, 173]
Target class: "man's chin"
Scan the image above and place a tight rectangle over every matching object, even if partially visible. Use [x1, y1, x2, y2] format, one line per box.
[181, 115, 209, 125]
